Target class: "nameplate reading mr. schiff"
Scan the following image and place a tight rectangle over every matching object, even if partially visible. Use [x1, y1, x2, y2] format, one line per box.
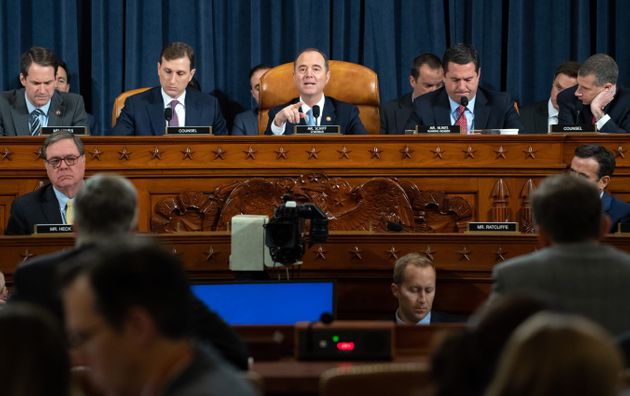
[416, 125, 459, 134]
[34, 224, 74, 234]
[467, 222, 519, 233]
[41, 126, 88, 135]
[549, 124, 597, 133]
[165, 126, 213, 135]
[294, 125, 341, 135]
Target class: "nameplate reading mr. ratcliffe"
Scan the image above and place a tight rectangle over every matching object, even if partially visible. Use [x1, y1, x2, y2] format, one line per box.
[417, 125, 459, 134]
[549, 124, 597, 133]
[165, 126, 213, 135]
[41, 126, 88, 135]
[34, 224, 74, 234]
[467, 222, 519, 233]
[294, 125, 341, 135]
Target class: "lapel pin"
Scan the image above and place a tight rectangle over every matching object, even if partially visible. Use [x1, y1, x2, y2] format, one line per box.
[55, 109, 61, 116]
[325, 116, 332, 122]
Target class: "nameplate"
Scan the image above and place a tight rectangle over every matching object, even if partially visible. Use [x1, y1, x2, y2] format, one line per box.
[34, 224, 74, 234]
[164, 126, 213, 135]
[474, 129, 519, 135]
[41, 126, 88, 135]
[467, 222, 519, 233]
[417, 125, 459, 134]
[549, 124, 596, 133]
[294, 125, 341, 135]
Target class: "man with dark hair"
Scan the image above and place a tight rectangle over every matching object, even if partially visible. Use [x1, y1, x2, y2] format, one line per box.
[558, 53, 630, 132]
[381, 53, 443, 134]
[520, 61, 580, 133]
[490, 174, 630, 335]
[405, 43, 523, 133]
[0, 47, 88, 136]
[232, 64, 271, 135]
[5, 130, 85, 235]
[55, 58, 98, 134]
[60, 239, 255, 395]
[111, 41, 228, 135]
[265, 48, 366, 135]
[569, 144, 630, 232]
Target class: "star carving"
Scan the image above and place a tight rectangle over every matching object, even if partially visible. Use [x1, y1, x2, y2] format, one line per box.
[400, 145, 414, 159]
[349, 246, 363, 260]
[306, 145, 320, 159]
[275, 146, 289, 160]
[423, 246, 436, 261]
[89, 146, 103, 160]
[243, 145, 256, 160]
[204, 246, 219, 262]
[463, 146, 476, 159]
[495, 247, 508, 262]
[315, 246, 328, 260]
[337, 146, 351, 159]
[1, 147, 12, 160]
[386, 246, 399, 260]
[494, 145, 507, 159]
[431, 145, 445, 159]
[118, 146, 131, 161]
[181, 146, 193, 160]
[213, 146, 226, 160]
[369, 146, 383, 159]
[150, 146, 162, 160]
[20, 249, 35, 262]
[457, 247, 472, 261]
[616, 145, 626, 159]
[523, 145, 537, 159]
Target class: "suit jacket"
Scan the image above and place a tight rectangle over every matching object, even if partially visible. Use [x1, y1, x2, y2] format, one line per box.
[404, 86, 524, 132]
[5, 184, 62, 235]
[232, 109, 259, 135]
[603, 191, 630, 233]
[519, 100, 549, 134]
[110, 86, 228, 136]
[558, 85, 630, 133]
[0, 89, 89, 136]
[265, 96, 367, 135]
[490, 242, 630, 335]
[381, 92, 413, 134]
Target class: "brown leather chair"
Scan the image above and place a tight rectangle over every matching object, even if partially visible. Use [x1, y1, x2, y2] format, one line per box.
[111, 87, 151, 127]
[258, 60, 380, 134]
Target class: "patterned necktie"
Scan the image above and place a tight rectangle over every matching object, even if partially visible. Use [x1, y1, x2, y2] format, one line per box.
[307, 109, 316, 126]
[30, 109, 44, 136]
[169, 100, 180, 127]
[66, 199, 74, 224]
[456, 105, 467, 135]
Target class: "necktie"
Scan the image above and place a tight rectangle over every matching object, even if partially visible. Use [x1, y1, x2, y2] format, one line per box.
[66, 199, 74, 224]
[592, 115, 597, 125]
[169, 100, 180, 127]
[307, 109, 316, 126]
[456, 105, 467, 135]
[30, 109, 44, 136]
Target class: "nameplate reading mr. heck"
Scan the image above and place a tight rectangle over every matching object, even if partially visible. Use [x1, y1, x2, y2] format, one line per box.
[34, 224, 74, 234]
[165, 126, 212, 135]
[294, 125, 341, 134]
[467, 222, 519, 233]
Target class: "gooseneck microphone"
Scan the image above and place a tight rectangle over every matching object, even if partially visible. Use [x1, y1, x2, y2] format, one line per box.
[575, 102, 583, 124]
[164, 107, 173, 124]
[312, 105, 320, 119]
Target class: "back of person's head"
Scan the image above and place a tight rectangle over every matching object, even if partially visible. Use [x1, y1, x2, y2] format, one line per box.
[554, 61, 580, 80]
[485, 312, 622, 396]
[532, 174, 602, 243]
[442, 43, 480, 73]
[39, 130, 84, 159]
[579, 53, 618, 86]
[574, 144, 616, 178]
[160, 42, 195, 69]
[410, 53, 442, 78]
[20, 47, 58, 77]
[74, 173, 137, 245]
[61, 238, 193, 339]
[0, 303, 70, 396]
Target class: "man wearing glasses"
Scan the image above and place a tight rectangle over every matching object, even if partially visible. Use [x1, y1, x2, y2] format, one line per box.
[5, 130, 85, 234]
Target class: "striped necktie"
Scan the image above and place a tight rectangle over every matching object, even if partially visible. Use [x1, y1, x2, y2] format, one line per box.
[30, 109, 44, 136]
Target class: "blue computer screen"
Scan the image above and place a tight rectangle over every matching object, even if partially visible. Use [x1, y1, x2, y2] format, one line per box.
[191, 281, 335, 325]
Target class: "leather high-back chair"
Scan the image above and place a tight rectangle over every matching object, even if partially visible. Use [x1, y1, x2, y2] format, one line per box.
[111, 87, 151, 127]
[258, 60, 380, 134]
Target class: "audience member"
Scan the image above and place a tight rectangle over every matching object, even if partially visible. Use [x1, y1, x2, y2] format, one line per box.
[232, 64, 271, 135]
[5, 131, 85, 235]
[569, 144, 630, 232]
[490, 174, 630, 335]
[381, 53, 443, 133]
[111, 41, 228, 135]
[0, 303, 70, 396]
[406, 43, 524, 133]
[558, 53, 630, 132]
[485, 312, 623, 396]
[60, 239, 256, 396]
[55, 58, 97, 134]
[0, 47, 88, 136]
[519, 61, 579, 133]
[265, 48, 366, 135]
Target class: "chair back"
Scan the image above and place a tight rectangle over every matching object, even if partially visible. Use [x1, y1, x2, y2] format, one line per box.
[111, 87, 151, 127]
[258, 60, 380, 134]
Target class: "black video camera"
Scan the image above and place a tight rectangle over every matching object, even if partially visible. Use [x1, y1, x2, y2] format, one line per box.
[264, 197, 328, 265]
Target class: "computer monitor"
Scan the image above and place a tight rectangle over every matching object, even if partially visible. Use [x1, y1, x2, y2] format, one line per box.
[191, 280, 336, 325]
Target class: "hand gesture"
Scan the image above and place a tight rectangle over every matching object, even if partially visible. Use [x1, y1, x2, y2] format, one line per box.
[273, 102, 306, 126]
[590, 84, 616, 119]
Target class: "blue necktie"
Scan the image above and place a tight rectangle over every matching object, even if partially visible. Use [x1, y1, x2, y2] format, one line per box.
[307, 109, 316, 126]
[30, 109, 44, 136]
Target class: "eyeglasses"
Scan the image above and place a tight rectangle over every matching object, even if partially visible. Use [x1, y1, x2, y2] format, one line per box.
[45, 155, 82, 168]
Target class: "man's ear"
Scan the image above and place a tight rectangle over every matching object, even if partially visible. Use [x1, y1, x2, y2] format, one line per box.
[391, 283, 400, 299]
[124, 306, 157, 344]
[599, 175, 610, 190]
[19, 73, 26, 87]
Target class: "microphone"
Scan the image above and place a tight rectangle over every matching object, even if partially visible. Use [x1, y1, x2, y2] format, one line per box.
[164, 107, 173, 124]
[575, 102, 583, 124]
[312, 105, 320, 119]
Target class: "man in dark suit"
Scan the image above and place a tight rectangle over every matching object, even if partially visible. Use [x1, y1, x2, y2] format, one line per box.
[405, 43, 524, 133]
[569, 145, 630, 233]
[232, 64, 270, 135]
[558, 53, 630, 133]
[381, 53, 443, 134]
[520, 61, 579, 134]
[490, 174, 630, 336]
[265, 48, 366, 135]
[111, 42, 228, 136]
[5, 131, 86, 235]
[0, 47, 88, 136]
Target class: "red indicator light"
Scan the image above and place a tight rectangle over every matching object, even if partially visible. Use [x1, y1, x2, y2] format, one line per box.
[336, 341, 355, 351]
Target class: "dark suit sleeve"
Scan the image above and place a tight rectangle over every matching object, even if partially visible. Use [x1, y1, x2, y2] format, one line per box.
[110, 97, 136, 136]
[5, 198, 29, 235]
[557, 88, 577, 125]
[404, 105, 421, 131]
[232, 113, 247, 136]
[503, 100, 525, 131]
[380, 103, 391, 133]
[264, 106, 280, 135]
[345, 105, 367, 134]
[599, 108, 630, 133]
[70, 95, 89, 129]
[210, 98, 228, 135]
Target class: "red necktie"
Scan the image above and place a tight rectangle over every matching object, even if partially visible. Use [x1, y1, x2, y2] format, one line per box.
[456, 105, 467, 134]
[591, 115, 596, 125]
